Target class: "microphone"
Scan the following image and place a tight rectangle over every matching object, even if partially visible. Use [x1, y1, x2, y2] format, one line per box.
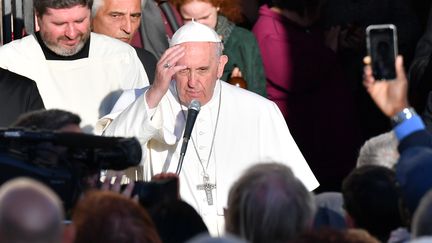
[176, 99, 201, 175]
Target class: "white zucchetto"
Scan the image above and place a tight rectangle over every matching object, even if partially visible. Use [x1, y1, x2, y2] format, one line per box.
[169, 20, 221, 47]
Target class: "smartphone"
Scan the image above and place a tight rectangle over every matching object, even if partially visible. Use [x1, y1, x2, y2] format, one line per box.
[121, 177, 178, 207]
[366, 24, 398, 80]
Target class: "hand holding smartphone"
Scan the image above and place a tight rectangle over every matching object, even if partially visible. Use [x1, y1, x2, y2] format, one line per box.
[366, 24, 398, 81]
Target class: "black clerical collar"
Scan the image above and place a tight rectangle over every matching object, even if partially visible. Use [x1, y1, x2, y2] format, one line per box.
[35, 32, 90, 60]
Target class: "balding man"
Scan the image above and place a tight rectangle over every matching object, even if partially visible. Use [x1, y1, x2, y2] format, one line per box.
[0, 177, 74, 243]
[92, 0, 158, 82]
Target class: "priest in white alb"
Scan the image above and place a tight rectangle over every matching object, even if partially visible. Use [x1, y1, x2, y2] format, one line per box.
[0, 0, 148, 133]
[102, 21, 319, 235]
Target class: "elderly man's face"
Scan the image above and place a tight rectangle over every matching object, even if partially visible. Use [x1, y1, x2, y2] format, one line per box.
[37, 5, 91, 56]
[175, 42, 227, 106]
[92, 0, 142, 43]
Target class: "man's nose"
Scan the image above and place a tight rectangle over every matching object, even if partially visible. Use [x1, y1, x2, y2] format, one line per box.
[188, 71, 197, 87]
[65, 24, 78, 39]
[121, 16, 132, 34]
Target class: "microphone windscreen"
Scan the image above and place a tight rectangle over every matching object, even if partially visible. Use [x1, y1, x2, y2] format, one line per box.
[189, 99, 201, 112]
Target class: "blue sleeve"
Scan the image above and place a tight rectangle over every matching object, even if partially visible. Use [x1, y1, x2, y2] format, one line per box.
[394, 115, 425, 140]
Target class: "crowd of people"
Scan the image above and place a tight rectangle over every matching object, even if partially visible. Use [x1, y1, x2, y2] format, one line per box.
[2, 0, 432, 242]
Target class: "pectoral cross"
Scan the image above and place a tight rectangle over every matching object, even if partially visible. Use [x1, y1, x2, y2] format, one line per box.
[197, 175, 216, 205]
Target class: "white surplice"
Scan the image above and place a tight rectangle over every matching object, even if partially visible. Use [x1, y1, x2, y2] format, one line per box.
[104, 80, 319, 235]
[0, 33, 149, 132]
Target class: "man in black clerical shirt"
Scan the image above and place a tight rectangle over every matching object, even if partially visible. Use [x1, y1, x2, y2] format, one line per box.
[0, 0, 148, 133]
[0, 68, 45, 127]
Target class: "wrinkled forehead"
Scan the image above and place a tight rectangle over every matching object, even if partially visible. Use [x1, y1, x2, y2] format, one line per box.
[174, 43, 223, 73]
[180, 41, 217, 50]
[179, 42, 219, 59]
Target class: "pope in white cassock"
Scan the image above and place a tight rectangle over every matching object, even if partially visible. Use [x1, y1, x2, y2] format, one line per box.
[102, 21, 319, 235]
[0, 0, 148, 133]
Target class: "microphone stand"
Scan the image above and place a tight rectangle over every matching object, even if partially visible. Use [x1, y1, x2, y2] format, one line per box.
[175, 138, 188, 175]
[175, 100, 201, 175]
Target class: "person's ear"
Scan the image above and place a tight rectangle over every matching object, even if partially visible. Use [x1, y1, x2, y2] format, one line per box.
[217, 55, 228, 79]
[35, 13, 41, 32]
[62, 224, 76, 243]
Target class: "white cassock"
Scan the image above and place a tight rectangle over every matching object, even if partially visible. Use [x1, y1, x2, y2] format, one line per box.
[0, 33, 149, 133]
[103, 80, 319, 235]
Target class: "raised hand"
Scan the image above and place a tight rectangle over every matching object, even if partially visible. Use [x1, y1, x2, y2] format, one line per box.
[146, 45, 186, 108]
[363, 55, 409, 117]
[101, 172, 137, 200]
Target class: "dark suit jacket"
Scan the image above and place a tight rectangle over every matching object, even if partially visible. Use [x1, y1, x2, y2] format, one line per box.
[421, 91, 432, 132]
[134, 47, 157, 84]
[0, 68, 45, 127]
[396, 129, 432, 214]
[398, 129, 432, 151]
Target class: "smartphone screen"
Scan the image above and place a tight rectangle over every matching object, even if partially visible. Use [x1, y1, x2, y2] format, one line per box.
[366, 24, 398, 80]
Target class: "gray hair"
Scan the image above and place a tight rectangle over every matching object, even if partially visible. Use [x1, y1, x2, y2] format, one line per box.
[215, 42, 224, 58]
[91, 0, 145, 17]
[91, 0, 104, 17]
[225, 162, 316, 243]
[34, 0, 93, 16]
[186, 233, 247, 243]
[412, 189, 432, 238]
[0, 177, 64, 243]
[356, 131, 399, 169]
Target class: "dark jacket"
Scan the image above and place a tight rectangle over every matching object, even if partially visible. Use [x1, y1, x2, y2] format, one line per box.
[0, 68, 45, 127]
[134, 47, 157, 84]
[216, 15, 267, 97]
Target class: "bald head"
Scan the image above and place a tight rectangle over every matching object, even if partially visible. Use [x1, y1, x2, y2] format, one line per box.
[0, 178, 64, 243]
[225, 163, 316, 242]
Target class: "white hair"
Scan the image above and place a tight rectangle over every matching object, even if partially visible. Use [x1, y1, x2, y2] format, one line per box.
[186, 233, 247, 243]
[225, 163, 316, 242]
[356, 131, 399, 169]
[91, 0, 104, 17]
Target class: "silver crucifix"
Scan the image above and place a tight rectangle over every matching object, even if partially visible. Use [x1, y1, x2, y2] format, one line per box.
[197, 174, 216, 205]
